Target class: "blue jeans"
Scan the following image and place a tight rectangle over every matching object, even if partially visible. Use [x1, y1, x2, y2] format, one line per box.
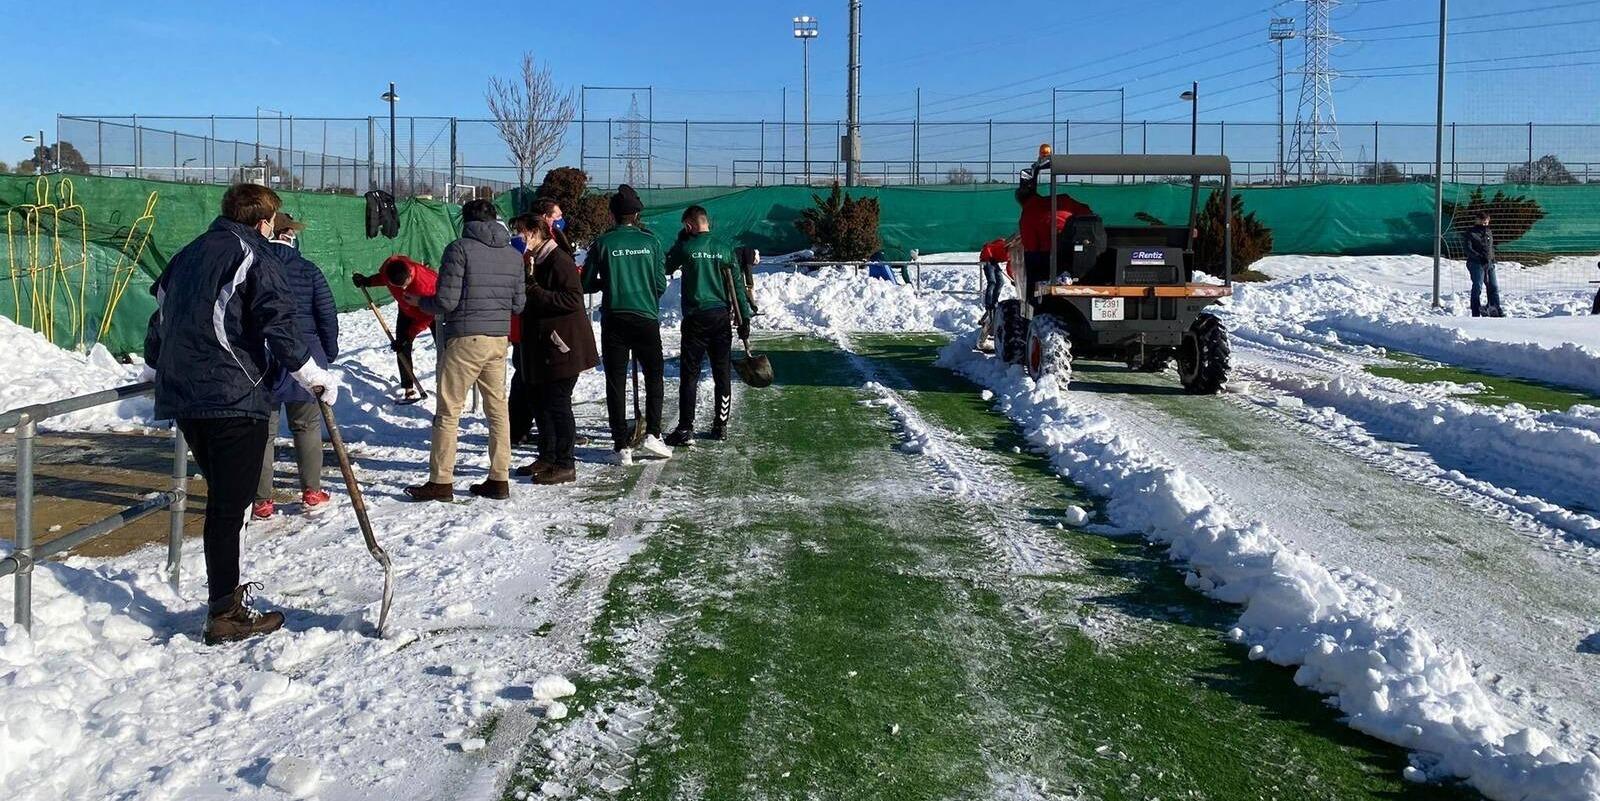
[981, 261, 1003, 310]
[1467, 261, 1500, 316]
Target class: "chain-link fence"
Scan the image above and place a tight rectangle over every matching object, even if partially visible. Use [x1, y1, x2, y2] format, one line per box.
[55, 114, 1600, 193]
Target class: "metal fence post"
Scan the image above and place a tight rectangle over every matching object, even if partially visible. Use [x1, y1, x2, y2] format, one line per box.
[758, 121, 766, 186]
[1527, 121, 1535, 181]
[449, 118, 458, 198]
[1451, 123, 1458, 182]
[1374, 122, 1381, 181]
[986, 120, 994, 184]
[167, 428, 188, 591]
[684, 120, 691, 186]
[367, 117, 376, 191]
[133, 114, 142, 179]
[13, 417, 35, 631]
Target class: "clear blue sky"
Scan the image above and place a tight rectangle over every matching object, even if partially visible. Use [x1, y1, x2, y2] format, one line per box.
[5, 0, 1598, 168]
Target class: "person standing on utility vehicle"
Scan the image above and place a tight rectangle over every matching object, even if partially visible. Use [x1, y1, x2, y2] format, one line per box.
[403, 199, 525, 502]
[1464, 210, 1503, 318]
[582, 184, 672, 464]
[665, 206, 752, 446]
[1016, 143, 1091, 307]
[144, 183, 342, 645]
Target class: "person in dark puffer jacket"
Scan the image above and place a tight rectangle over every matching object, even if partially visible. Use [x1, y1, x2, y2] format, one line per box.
[253, 212, 339, 521]
[144, 183, 342, 645]
[1463, 210, 1502, 318]
[404, 199, 526, 502]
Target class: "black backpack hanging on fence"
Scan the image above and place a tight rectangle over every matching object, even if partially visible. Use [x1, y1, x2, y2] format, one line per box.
[364, 190, 400, 239]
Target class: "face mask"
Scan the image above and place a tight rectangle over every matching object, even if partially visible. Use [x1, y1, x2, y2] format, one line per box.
[553, 218, 567, 232]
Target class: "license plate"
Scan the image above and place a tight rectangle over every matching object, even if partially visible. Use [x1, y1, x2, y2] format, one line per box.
[1091, 297, 1125, 321]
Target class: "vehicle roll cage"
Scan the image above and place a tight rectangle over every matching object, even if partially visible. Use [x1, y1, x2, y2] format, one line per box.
[1042, 154, 1234, 288]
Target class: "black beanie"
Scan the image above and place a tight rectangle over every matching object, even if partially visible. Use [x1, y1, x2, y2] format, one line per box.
[610, 184, 644, 217]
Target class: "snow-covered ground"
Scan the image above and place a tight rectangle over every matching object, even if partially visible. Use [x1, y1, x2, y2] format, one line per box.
[4, 252, 1600, 800]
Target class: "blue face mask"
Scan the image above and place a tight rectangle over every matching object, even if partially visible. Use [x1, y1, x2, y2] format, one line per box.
[553, 218, 568, 232]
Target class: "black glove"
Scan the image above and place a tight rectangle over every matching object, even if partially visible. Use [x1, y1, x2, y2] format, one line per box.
[389, 338, 406, 353]
[352, 272, 370, 287]
[737, 319, 751, 342]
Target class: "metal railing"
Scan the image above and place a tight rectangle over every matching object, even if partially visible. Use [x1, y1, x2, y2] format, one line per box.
[1, 383, 188, 632]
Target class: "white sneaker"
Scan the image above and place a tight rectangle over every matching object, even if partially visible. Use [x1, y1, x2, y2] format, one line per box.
[608, 448, 633, 466]
[637, 435, 674, 460]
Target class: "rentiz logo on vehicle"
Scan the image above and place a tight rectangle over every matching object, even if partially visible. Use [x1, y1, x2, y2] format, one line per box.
[1130, 249, 1166, 265]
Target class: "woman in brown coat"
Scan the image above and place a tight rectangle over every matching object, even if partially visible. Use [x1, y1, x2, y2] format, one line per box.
[511, 214, 599, 484]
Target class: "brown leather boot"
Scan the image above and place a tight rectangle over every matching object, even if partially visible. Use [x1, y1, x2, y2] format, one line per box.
[533, 466, 577, 485]
[514, 460, 553, 477]
[404, 481, 454, 502]
[470, 479, 510, 500]
[203, 583, 285, 645]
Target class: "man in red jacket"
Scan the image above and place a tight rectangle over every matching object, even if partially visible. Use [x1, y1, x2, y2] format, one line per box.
[354, 255, 438, 402]
[1016, 144, 1092, 308]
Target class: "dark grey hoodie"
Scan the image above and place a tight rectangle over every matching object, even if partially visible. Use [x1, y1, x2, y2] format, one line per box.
[421, 220, 527, 339]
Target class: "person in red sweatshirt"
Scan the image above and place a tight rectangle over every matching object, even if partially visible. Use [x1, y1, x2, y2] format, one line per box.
[354, 255, 439, 402]
[1016, 144, 1092, 308]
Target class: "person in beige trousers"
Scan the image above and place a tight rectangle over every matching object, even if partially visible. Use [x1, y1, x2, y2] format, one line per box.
[403, 199, 526, 502]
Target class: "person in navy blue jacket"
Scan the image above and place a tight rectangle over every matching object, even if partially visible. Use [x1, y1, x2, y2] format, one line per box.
[253, 212, 340, 521]
[143, 184, 342, 645]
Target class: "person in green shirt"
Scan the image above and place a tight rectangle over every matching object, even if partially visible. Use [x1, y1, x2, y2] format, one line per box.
[582, 185, 672, 463]
[664, 206, 754, 447]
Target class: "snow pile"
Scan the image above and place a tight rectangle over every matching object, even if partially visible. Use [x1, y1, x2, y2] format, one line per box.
[1326, 315, 1600, 396]
[0, 317, 153, 431]
[1224, 266, 1600, 395]
[939, 335, 1600, 801]
[751, 267, 980, 336]
[1247, 369, 1600, 537]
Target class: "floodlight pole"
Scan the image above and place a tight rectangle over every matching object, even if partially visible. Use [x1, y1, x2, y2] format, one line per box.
[845, 0, 862, 187]
[791, 16, 818, 183]
[1431, 0, 1447, 308]
[1270, 18, 1297, 185]
[381, 83, 399, 197]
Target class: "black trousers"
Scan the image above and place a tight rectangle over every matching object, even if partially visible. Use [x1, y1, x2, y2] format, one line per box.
[678, 308, 732, 431]
[601, 312, 665, 448]
[393, 323, 437, 391]
[509, 344, 537, 445]
[177, 416, 269, 608]
[533, 375, 580, 468]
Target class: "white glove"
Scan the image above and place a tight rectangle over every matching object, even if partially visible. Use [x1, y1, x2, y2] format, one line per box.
[139, 364, 158, 384]
[291, 360, 344, 407]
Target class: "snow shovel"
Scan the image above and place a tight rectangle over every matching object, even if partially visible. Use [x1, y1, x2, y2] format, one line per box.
[628, 357, 647, 448]
[316, 391, 394, 637]
[722, 263, 774, 388]
[359, 285, 426, 405]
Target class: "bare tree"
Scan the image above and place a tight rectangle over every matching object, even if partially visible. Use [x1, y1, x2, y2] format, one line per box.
[486, 53, 576, 187]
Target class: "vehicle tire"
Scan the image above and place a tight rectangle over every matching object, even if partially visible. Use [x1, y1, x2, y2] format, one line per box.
[1027, 314, 1073, 386]
[1177, 314, 1230, 394]
[994, 299, 1026, 365]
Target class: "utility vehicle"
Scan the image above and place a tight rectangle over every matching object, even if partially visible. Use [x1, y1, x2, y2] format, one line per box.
[992, 154, 1234, 393]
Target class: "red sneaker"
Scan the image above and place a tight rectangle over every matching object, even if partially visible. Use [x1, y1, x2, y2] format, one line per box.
[251, 500, 274, 521]
[302, 489, 331, 509]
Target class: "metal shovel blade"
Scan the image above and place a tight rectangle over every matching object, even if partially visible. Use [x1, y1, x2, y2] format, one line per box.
[736, 352, 774, 388]
[317, 397, 395, 636]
